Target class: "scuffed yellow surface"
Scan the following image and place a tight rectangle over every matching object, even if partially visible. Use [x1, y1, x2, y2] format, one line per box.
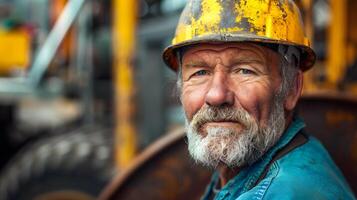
[0, 29, 30, 74]
[173, 0, 308, 47]
[194, 0, 222, 31]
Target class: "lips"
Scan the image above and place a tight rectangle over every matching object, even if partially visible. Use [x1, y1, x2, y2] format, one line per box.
[197, 120, 245, 136]
[203, 121, 243, 128]
[190, 105, 251, 135]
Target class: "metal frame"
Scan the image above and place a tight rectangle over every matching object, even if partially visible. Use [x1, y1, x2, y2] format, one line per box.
[0, 0, 85, 97]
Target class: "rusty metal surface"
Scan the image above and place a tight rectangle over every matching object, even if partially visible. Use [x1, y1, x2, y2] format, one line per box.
[297, 93, 357, 193]
[101, 93, 357, 199]
[98, 127, 211, 200]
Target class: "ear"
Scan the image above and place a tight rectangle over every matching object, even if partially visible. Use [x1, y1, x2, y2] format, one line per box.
[284, 71, 303, 111]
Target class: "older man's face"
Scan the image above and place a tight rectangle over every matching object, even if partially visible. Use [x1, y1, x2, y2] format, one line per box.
[181, 43, 287, 168]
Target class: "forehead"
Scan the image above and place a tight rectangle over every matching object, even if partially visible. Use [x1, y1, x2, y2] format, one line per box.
[181, 42, 277, 63]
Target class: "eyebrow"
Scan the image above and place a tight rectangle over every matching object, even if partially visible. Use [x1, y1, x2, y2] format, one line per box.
[182, 58, 267, 70]
[229, 58, 266, 65]
[183, 61, 209, 68]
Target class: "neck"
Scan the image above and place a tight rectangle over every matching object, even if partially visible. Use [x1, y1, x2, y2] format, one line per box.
[217, 164, 240, 187]
[284, 112, 294, 130]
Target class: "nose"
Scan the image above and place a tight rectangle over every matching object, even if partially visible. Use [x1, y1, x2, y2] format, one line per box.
[205, 72, 234, 107]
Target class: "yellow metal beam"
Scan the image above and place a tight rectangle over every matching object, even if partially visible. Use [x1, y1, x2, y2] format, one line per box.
[113, 0, 137, 168]
[299, 0, 316, 93]
[301, 0, 314, 45]
[327, 0, 347, 86]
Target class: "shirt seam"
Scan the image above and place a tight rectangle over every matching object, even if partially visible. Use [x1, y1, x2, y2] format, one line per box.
[254, 162, 280, 200]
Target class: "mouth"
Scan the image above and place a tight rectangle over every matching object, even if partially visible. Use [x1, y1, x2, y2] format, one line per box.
[204, 121, 241, 128]
[197, 120, 244, 135]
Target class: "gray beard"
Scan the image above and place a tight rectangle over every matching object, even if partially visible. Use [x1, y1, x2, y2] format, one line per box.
[185, 96, 286, 169]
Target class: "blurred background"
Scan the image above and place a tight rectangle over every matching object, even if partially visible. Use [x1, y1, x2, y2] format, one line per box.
[0, 0, 354, 199]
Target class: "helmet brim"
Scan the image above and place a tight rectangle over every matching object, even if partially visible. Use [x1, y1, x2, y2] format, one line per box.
[163, 34, 316, 72]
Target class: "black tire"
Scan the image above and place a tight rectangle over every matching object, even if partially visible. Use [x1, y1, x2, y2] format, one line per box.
[0, 126, 115, 200]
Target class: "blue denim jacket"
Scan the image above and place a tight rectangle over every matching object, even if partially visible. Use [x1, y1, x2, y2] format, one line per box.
[201, 118, 356, 200]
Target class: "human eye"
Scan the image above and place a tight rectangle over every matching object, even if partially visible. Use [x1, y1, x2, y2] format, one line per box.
[232, 65, 256, 75]
[194, 70, 209, 76]
[190, 69, 209, 78]
[238, 68, 255, 75]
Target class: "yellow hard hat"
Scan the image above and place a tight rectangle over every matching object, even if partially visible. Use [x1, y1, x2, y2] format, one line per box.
[163, 0, 316, 72]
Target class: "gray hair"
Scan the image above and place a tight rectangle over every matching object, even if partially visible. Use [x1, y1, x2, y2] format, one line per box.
[175, 45, 300, 99]
[277, 45, 300, 98]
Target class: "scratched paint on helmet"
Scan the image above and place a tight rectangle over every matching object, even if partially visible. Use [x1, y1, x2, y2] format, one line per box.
[241, 0, 305, 44]
[173, 0, 223, 44]
[191, 0, 222, 36]
[166, 0, 315, 72]
[220, 1, 239, 31]
[233, 0, 268, 35]
[174, 0, 306, 45]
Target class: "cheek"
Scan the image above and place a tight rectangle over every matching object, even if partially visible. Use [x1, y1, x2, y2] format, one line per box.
[181, 85, 207, 121]
[234, 83, 274, 124]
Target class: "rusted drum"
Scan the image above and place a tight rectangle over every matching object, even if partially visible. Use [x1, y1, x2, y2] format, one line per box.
[98, 128, 211, 200]
[100, 93, 357, 199]
[297, 93, 357, 193]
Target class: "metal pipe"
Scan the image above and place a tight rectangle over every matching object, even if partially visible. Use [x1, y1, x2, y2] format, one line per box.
[113, 0, 138, 168]
[327, 0, 347, 86]
[28, 0, 85, 87]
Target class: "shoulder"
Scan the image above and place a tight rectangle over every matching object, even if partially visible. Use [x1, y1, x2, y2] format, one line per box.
[239, 136, 355, 200]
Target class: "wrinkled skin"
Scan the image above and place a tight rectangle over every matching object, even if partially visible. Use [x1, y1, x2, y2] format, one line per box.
[181, 42, 303, 186]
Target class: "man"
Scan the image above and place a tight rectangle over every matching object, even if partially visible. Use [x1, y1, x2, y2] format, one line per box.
[162, 0, 356, 199]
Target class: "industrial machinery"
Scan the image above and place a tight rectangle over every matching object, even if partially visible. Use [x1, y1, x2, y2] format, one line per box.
[0, 0, 180, 199]
[0, 0, 115, 199]
[0, 0, 356, 199]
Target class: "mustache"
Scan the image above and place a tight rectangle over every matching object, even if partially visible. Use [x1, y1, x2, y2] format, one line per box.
[190, 105, 253, 131]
